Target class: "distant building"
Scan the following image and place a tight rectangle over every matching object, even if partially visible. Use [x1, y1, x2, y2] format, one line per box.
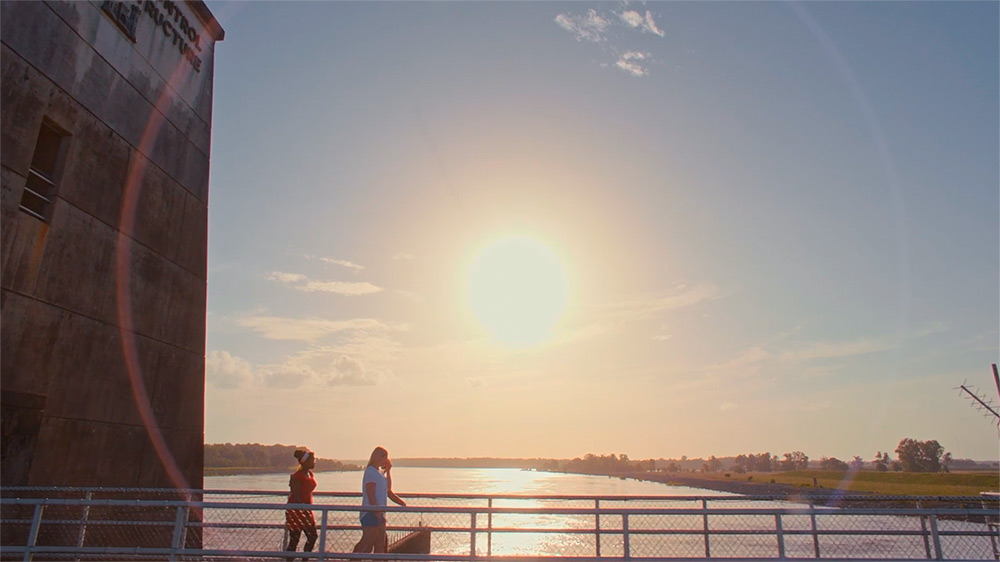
[1, 0, 224, 489]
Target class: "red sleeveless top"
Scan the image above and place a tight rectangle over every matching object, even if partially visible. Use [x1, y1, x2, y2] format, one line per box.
[288, 470, 316, 504]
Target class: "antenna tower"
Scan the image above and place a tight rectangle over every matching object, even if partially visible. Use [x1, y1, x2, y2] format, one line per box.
[954, 363, 1000, 427]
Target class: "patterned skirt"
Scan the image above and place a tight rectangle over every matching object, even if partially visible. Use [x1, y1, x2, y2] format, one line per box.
[285, 509, 316, 531]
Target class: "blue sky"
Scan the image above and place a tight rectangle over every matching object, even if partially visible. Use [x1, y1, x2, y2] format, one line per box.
[202, 1, 998, 462]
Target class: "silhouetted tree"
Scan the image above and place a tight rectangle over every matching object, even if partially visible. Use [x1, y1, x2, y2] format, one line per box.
[894, 438, 945, 472]
[781, 451, 809, 471]
[873, 452, 888, 472]
[703, 456, 722, 473]
[558, 453, 653, 474]
[733, 454, 748, 473]
[752, 452, 774, 472]
[819, 457, 849, 471]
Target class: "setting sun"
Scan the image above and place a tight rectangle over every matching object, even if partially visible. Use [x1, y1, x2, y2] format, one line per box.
[465, 236, 569, 348]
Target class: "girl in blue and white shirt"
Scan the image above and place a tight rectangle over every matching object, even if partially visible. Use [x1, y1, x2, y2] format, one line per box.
[353, 446, 407, 554]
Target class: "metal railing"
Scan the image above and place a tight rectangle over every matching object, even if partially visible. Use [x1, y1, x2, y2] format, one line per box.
[1, 488, 997, 561]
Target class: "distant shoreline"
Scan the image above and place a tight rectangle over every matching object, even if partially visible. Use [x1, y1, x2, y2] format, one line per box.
[205, 467, 362, 477]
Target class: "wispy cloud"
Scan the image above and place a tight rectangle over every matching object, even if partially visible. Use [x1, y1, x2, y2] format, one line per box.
[555, 5, 665, 77]
[778, 338, 894, 362]
[392, 253, 415, 261]
[616, 51, 649, 77]
[231, 313, 403, 387]
[325, 355, 380, 386]
[321, 257, 364, 270]
[552, 285, 720, 346]
[710, 346, 771, 374]
[677, 334, 900, 390]
[719, 401, 738, 412]
[696, 336, 896, 379]
[210, 348, 389, 390]
[258, 363, 314, 389]
[304, 345, 394, 386]
[206, 350, 254, 388]
[236, 314, 404, 342]
[555, 9, 611, 43]
[267, 270, 383, 295]
[799, 365, 844, 379]
[652, 323, 673, 341]
[956, 329, 998, 352]
[620, 9, 664, 37]
[267, 272, 307, 284]
[303, 254, 365, 271]
[299, 280, 383, 295]
[600, 284, 725, 319]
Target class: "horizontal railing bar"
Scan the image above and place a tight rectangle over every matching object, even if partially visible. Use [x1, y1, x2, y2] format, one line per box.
[2, 497, 993, 517]
[6, 519, 174, 526]
[6, 546, 996, 562]
[4, 486, 995, 504]
[15, 518, 994, 539]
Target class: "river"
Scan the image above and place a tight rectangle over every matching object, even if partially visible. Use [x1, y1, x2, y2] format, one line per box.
[205, 466, 721, 497]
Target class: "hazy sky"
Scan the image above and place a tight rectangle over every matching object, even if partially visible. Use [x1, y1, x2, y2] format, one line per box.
[202, 1, 999, 462]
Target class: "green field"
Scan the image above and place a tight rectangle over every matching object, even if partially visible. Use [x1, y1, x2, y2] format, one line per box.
[738, 470, 999, 496]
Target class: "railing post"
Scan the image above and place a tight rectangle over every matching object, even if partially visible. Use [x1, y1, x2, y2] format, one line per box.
[470, 510, 477, 557]
[774, 513, 785, 559]
[76, 491, 92, 549]
[23, 503, 43, 562]
[318, 508, 329, 561]
[929, 514, 943, 560]
[595, 499, 601, 557]
[487, 498, 493, 557]
[809, 505, 820, 558]
[917, 500, 932, 559]
[701, 499, 710, 558]
[169, 505, 188, 562]
[622, 513, 630, 560]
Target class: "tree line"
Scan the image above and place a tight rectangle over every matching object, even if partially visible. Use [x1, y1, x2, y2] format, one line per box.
[549, 453, 656, 474]
[395, 457, 554, 469]
[205, 443, 361, 472]
[205, 438, 981, 475]
[668, 438, 955, 474]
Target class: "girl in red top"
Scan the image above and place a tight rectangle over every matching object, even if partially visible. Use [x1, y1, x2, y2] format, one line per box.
[285, 449, 318, 557]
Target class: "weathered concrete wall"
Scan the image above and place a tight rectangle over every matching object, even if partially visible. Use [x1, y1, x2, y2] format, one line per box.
[1, 0, 223, 489]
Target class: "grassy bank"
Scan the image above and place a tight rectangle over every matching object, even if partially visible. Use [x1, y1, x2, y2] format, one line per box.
[640, 470, 998, 497]
[758, 470, 998, 496]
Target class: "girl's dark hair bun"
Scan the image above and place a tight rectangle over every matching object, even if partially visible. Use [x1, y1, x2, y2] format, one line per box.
[294, 449, 305, 460]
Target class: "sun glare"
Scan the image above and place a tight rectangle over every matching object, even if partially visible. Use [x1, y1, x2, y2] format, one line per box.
[465, 236, 569, 348]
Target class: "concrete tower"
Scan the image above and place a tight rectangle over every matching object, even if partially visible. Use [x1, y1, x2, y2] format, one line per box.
[1, 0, 224, 490]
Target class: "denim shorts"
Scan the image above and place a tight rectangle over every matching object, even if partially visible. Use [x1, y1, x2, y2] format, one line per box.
[360, 512, 380, 527]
